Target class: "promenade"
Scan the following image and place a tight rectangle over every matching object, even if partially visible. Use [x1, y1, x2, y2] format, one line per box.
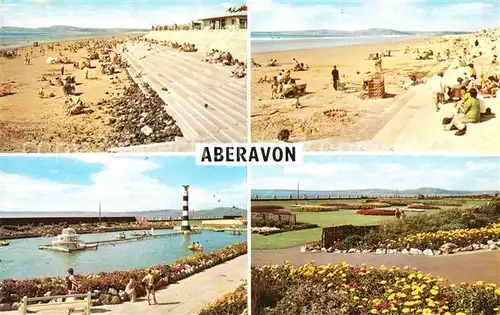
[5, 255, 247, 315]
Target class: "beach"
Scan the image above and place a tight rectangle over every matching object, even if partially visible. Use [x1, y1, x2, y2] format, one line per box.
[250, 29, 500, 152]
[0, 36, 135, 152]
[0, 29, 247, 152]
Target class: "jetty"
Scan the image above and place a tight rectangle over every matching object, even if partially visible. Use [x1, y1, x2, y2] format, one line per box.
[39, 230, 202, 252]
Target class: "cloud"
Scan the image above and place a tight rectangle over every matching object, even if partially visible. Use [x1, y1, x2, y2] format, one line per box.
[1, 157, 247, 212]
[251, 157, 500, 192]
[282, 162, 360, 177]
[3, 1, 231, 28]
[250, 0, 499, 32]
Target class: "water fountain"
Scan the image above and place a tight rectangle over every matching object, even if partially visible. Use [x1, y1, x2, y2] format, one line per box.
[39, 227, 98, 252]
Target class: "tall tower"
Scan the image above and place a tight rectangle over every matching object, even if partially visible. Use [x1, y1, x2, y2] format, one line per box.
[181, 185, 191, 231]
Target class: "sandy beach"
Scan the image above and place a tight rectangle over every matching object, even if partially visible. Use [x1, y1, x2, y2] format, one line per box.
[0, 36, 136, 152]
[1, 29, 247, 152]
[251, 29, 500, 152]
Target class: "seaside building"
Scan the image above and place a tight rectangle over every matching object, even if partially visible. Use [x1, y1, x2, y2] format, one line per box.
[152, 12, 247, 31]
[196, 13, 247, 30]
[181, 185, 191, 231]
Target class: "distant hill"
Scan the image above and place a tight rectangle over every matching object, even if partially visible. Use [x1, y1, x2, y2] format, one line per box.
[2, 25, 149, 32]
[0, 207, 247, 218]
[254, 28, 469, 37]
[252, 187, 497, 198]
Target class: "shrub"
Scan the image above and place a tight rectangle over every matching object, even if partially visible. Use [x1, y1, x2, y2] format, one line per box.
[363, 202, 392, 208]
[251, 205, 285, 212]
[293, 206, 339, 212]
[251, 262, 500, 315]
[199, 284, 247, 315]
[336, 235, 363, 250]
[356, 209, 396, 216]
[407, 204, 441, 210]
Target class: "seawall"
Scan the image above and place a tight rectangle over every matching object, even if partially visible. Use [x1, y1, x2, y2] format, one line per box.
[145, 30, 247, 60]
[0, 216, 137, 226]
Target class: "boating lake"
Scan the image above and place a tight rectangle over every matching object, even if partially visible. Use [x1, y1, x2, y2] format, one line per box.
[0, 229, 246, 280]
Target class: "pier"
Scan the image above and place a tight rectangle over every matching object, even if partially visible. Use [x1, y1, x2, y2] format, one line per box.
[38, 230, 202, 252]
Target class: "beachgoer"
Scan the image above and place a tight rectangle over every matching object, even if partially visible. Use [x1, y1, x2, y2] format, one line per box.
[430, 71, 445, 111]
[492, 55, 497, 64]
[474, 39, 479, 47]
[468, 63, 477, 79]
[142, 270, 158, 305]
[443, 88, 480, 136]
[84, 67, 89, 80]
[271, 76, 279, 99]
[331, 65, 339, 91]
[125, 277, 137, 302]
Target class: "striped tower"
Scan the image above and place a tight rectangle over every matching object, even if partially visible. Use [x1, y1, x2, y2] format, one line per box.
[181, 185, 191, 231]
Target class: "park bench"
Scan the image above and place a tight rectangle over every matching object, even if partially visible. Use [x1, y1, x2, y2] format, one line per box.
[19, 292, 92, 315]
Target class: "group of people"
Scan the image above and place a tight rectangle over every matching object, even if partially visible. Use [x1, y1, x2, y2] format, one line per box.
[64, 266, 159, 314]
[203, 49, 247, 78]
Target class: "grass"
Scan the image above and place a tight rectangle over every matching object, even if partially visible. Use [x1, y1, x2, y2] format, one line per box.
[251, 198, 492, 250]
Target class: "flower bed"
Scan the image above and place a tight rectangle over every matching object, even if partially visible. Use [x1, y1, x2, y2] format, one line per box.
[363, 202, 392, 208]
[0, 242, 247, 311]
[382, 223, 500, 250]
[199, 283, 247, 315]
[407, 204, 441, 210]
[356, 209, 397, 216]
[252, 223, 319, 235]
[321, 204, 375, 210]
[294, 205, 339, 212]
[252, 262, 500, 315]
[251, 205, 285, 212]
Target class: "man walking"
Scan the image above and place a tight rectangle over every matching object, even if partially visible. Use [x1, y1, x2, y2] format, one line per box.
[331, 65, 339, 91]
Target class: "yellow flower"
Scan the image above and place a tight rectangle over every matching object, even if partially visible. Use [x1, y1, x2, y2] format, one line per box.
[402, 308, 411, 313]
[370, 309, 377, 314]
[380, 280, 387, 285]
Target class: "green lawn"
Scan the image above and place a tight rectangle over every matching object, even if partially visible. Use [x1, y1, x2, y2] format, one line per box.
[251, 198, 492, 250]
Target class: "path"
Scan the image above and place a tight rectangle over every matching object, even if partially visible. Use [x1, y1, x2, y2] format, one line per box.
[252, 248, 500, 284]
[5, 255, 247, 315]
[303, 61, 500, 153]
[112, 42, 247, 152]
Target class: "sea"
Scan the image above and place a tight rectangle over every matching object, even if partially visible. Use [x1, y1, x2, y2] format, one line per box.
[251, 32, 423, 53]
[0, 229, 246, 280]
[0, 28, 146, 49]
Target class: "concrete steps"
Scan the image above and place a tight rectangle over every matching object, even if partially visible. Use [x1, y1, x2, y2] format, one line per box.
[122, 42, 247, 144]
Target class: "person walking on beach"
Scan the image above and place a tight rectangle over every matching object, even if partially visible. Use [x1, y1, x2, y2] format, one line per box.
[142, 269, 158, 305]
[84, 66, 89, 80]
[60, 63, 65, 76]
[332, 65, 339, 91]
[431, 71, 445, 111]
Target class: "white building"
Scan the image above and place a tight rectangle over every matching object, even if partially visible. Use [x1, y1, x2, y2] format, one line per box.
[197, 13, 247, 30]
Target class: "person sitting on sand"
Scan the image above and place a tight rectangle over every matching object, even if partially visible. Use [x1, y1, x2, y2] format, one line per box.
[481, 76, 499, 96]
[445, 49, 451, 60]
[277, 129, 291, 142]
[492, 55, 497, 64]
[443, 88, 480, 136]
[125, 277, 137, 302]
[270, 76, 279, 99]
[282, 79, 297, 98]
[430, 71, 446, 111]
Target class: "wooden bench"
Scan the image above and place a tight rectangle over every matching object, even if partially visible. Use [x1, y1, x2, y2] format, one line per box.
[19, 292, 92, 315]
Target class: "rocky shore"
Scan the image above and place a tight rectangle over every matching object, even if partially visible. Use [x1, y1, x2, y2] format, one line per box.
[0, 221, 172, 240]
[103, 79, 183, 149]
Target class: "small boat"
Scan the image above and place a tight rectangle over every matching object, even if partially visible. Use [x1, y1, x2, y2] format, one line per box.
[188, 244, 203, 251]
[116, 232, 126, 240]
[130, 231, 148, 237]
[0, 241, 10, 246]
[214, 228, 225, 232]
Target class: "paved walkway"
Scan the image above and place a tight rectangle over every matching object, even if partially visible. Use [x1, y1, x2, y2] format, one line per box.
[252, 248, 500, 285]
[6, 255, 247, 315]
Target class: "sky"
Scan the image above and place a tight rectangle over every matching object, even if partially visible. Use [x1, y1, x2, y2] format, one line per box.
[251, 155, 500, 192]
[250, 0, 500, 32]
[0, 155, 247, 212]
[2, 0, 246, 28]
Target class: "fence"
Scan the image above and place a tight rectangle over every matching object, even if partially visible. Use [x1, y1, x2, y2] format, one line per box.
[321, 225, 379, 248]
